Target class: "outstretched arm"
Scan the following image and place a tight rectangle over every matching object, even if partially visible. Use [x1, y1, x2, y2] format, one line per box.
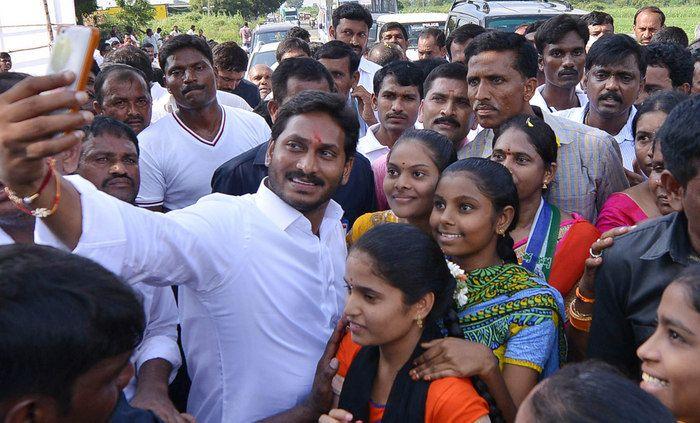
[0, 72, 92, 249]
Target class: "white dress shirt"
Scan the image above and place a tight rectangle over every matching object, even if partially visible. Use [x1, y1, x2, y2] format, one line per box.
[137, 105, 270, 210]
[0, 225, 180, 403]
[36, 176, 348, 423]
[357, 123, 390, 163]
[529, 84, 588, 113]
[358, 56, 381, 92]
[554, 105, 637, 171]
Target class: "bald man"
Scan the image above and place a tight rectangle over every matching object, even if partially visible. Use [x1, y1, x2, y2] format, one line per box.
[247, 64, 272, 99]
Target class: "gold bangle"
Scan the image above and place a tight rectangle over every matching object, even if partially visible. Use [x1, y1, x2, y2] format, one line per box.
[576, 286, 595, 304]
[568, 301, 592, 332]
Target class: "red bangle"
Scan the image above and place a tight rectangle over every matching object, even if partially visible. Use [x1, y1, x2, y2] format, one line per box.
[576, 286, 595, 304]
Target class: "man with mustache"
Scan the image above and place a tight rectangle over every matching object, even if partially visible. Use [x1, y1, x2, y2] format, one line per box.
[418, 62, 474, 157]
[555, 34, 646, 178]
[531, 14, 589, 112]
[633, 6, 665, 46]
[212, 57, 376, 229]
[137, 35, 270, 212]
[94, 64, 152, 135]
[357, 61, 422, 163]
[329, 2, 381, 137]
[462, 31, 627, 221]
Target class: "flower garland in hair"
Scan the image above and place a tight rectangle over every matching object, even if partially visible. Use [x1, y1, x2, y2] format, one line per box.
[446, 259, 469, 307]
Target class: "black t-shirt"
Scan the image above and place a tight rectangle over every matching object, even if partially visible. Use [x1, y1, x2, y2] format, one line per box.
[232, 79, 261, 108]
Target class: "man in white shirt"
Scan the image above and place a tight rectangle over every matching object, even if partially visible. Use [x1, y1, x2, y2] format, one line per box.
[138, 35, 270, 211]
[357, 61, 422, 163]
[554, 34, 645, 177]
[143, 28, 159, 56]
[0, 84, 358, 423]
[187, 25, 196, 36]
[531, 15, 589, 112]
[329, 2, 381, 137]
[170, 25, 181, 36]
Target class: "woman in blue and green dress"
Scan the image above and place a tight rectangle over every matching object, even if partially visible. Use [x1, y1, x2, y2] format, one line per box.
[410, 158, 566, 419]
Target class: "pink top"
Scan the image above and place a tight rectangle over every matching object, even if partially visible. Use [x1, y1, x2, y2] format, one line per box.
[595, 192, 648, 233]
[372, 153, 390, 211]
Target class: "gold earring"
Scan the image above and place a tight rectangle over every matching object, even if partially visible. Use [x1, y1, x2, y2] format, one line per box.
[416, 317, 423, 329]
[497, 229, 504, 236]
[542, 182, 548, 189]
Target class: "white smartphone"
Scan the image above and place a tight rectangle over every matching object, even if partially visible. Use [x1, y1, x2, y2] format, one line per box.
[47, 25, 100, 92]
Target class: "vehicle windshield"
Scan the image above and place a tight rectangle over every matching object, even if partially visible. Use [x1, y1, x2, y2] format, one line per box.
[380, 21, 445, 48]
[253, 30, 289, 46]
[250, 50, 277, 68]
[485, 15, 558, 32]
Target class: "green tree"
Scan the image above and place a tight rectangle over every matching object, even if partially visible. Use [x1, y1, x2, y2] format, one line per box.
[286, 0, 304, 9]
[96, 0, 155, 36]
[74, 0, 98, 24]
[191, 0, 283, 19]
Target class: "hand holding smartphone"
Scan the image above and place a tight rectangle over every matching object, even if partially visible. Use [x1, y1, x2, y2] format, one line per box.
[47, 25, 99, 93]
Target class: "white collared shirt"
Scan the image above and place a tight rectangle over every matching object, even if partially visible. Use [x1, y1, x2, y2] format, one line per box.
[358, 56, 381, 92]
[357, 123, 391, 163]
[554, 105, 637, 171]
[150, 90, 253, 123]
[137, 105, 270, 210]
[36, 176, 348, 423]
[530, 84, 588, 113]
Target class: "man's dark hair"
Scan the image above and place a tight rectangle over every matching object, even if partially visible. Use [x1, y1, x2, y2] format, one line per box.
[287, 26, 311, 43]
[659, 96, 700, 187]
[535, 14, 589, 54]
[272, 90, 359, 162]
[0, 72, 29, 94]
[585, 34, 647, 77]
[379, 22, 408, 41]
[651, 26, 689, 48]
[465, 31, 538, 79]
[142, 42, 154, 49]
[158, 34, 213, 71]
[423, 62, 467, 97]
[645, 42, 693, 88]
[104, 45, 155, 83]
[212, 41, 248, 72]
[98, 40, 111, 55]
[309, 41, 324, 57]
[314, 40, 360, 74]
[445, 24, 486, 60]
[83, 116, 140, 157]
[275, 37, 311, 62]
[581, 11, 614, 27]
[368, 43, 404, 67]
[332, 2, 373, 30]
[0, 52, 10, 60]
[271, 57, 334, 105]
[414, 58, 449, 83]
[93, 64, 149, 105]
[373, 61, 423, 97]
[528, 361, 675, 423]
[525, 20, 546, 37]
[419, 27, 446, 48]
[634, 6, 666, 26]
[253, 99, 273, 127]
[0, 244, 144, 411]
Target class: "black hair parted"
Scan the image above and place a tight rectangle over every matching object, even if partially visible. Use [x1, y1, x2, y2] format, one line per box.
[445, 24, 486, 60]
[529, 361, 675, 423]
[390, 129, 457, 172]
[271, 90, 358, 162]
[423, 61, 467, 98]
[275, 37, 311, 62]
[212, 41, 248, 72]
[271, 57, 334, 105]
[158, 34, 213, 72]
[495, 115, 558, 165]
[419, 27, 446, 48]
[534, 14, 589, 55]
[581, 11, 614, 27]
[287, 26, 311, 43]
[93, 63, 149, 105]
[442, 158, 520, 264]
[0, 244, 144, 411]
[379, 22, 409, 42]
[332, 2, 373, 30]
[631, 90, 687, 139]
[351, 223, 456, 325]
[465, 31, 538, 79]
[585, 34, 647, 77]
[658, 95, 700, 187]
[104, 45, 154, 83]
[373, 60, 424, 97]
[645, 42, 693, 88]
[315, 40, 361, 74]
[83, 116, 140, 156]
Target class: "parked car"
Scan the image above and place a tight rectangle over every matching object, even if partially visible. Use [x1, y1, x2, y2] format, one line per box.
[375, 13, 448, 61]
[246, 41, 279, 76]
[251, 23, 295, 50]
[445, 0, 586, 35]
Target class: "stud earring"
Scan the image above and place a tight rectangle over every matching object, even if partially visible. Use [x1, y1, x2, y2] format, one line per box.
[542, 182, 548, 189]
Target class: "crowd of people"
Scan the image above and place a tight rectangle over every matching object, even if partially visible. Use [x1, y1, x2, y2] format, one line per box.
[0, 3, 699, 423]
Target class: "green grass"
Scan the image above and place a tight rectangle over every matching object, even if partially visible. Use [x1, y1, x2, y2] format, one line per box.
[149, 11, 264, 43]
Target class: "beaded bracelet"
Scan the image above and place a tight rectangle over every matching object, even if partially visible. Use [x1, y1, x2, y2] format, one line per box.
[4, 159, 62, 218]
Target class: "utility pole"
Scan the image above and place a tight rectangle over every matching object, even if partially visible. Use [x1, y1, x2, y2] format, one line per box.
[42, 0, 54, 45]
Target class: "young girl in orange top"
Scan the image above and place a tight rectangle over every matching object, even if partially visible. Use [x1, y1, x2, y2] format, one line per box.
[319, 223, 491, 423]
